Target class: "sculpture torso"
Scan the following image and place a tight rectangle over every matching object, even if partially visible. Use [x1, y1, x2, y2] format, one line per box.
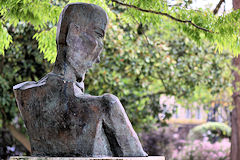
[14, 73, 147, 157]
[14, 74, 113, 156]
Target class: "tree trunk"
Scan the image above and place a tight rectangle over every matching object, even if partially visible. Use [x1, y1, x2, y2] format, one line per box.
[231, 0, 240, 157]
[233, 0, 240, 9]
[231, 57, 240, 160]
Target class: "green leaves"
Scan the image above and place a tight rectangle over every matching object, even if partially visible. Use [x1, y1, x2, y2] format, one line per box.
[0, 22, 12, 55]
[0, 0, 62, 29]
[111, 0, 240, 55]
[33, 27, 57, 63]
[0, 0, 239, 58]
[0, 0, 61, 56]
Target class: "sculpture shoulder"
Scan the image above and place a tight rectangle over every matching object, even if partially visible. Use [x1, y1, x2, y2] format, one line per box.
[102, 93, 119, 104]
[13, 75, 48, 91]
[101, 93, 124, 111]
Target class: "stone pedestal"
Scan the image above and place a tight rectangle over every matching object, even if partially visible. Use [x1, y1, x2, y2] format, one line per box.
[10, 156, 165, 160]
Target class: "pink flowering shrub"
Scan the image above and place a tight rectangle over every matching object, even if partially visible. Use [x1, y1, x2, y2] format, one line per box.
[171, 138, 230, 160]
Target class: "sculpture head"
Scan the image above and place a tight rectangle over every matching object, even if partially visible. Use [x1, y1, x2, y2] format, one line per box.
[53, 3, 108, 81]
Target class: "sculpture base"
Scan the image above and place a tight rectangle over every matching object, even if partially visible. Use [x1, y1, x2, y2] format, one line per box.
[10, 156, 165, 160]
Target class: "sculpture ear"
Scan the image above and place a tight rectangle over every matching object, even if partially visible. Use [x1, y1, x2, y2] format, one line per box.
[66, 23, 80, 45]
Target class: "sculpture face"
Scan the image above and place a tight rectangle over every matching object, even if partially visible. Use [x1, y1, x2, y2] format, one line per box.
[66, 22, 105, 79]
[53, 3, 108, 81]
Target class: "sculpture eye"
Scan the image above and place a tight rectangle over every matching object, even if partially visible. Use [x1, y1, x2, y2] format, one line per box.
[95, 31, 103, 38]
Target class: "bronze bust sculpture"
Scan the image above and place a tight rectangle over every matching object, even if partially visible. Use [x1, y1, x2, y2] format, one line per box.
[13, 3, 147, 157]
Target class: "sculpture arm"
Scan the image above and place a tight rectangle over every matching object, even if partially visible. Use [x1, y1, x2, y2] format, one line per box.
[102, 94, 147, 157]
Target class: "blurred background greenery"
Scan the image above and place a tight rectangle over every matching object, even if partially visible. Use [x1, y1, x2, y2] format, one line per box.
[0, 0, 237, 159]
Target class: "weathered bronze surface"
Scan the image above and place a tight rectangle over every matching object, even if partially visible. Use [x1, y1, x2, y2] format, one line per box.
[13, 3, 147, 157]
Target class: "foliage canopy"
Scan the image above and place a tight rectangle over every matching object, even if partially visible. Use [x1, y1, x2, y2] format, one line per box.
[0, 0, 239, 58]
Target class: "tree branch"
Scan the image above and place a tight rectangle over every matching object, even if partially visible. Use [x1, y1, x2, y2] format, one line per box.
[0, 105, 31, 152]
[213, 0, 225, 15]
[158, 74, 169, 93]
[111, 0, 214, 33]
[7, 124, 31, 152]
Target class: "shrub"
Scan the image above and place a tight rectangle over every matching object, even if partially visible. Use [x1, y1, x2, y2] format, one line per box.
[171, 138, 230, 160]
[140, 127, 176, 159]
[187, 122, 231, 143]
